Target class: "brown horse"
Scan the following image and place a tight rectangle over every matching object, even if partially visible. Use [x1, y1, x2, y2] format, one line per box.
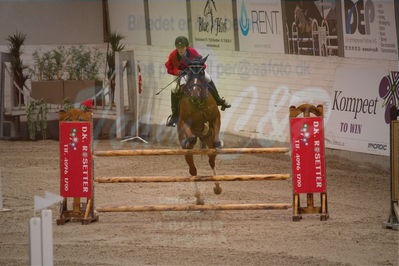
[177, 55, 222, 203]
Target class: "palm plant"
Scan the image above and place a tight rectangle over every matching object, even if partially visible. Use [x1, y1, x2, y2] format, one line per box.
[106, 33, 125, 103]
[6, 32, 29, 105]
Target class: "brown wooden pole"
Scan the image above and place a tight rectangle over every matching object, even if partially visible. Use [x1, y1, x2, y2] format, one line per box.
[95, 174, 290, 183]
[96, 203, 291, 212]
[94, 147, 289, 157]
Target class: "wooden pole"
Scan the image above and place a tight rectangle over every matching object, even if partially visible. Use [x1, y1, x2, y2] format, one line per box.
[94, 147, 289, 157]
[96, 203, 291, 212]
[95, 174, 290, 183]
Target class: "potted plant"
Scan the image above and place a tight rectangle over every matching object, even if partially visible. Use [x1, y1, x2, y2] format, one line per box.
[63, 46, 104, 104]
[105, 32, 125, 104]
[30, 47, 65, 104]
[6, 32, 29, 106]
[30, 46, 104, 105]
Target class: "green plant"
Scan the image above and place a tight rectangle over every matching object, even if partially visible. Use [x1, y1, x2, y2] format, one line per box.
[6, 32, 29, 105]
[106, 33, 125, 103]
[30, 46, 104, 81]
[62, 98, 74, 112]
[66, 46, 103, 81]
[26, 99, 48, 140]
[106, 33, 125, 78]
[31, 46, 67, 81]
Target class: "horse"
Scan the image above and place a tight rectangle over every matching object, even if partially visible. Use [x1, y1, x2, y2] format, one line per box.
[177, 55, 222, 204]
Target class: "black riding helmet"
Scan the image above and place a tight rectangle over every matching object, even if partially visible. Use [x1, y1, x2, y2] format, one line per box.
[175, 36, 189, 48]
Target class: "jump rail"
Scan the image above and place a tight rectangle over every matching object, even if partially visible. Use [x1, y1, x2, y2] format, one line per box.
[94, 174, 289, 183]
[96, 203, 291, 212]
[94, 147, 289, 157]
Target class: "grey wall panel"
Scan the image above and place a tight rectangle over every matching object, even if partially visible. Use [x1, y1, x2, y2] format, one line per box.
[0, 1, 103, 45]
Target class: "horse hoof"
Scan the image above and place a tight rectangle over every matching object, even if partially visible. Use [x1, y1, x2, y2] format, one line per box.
[213, 185, 222, 195]
[195, 192, 205, 205]
[196, 198, 205, 205]
[189, 168, 197, 176]
[214, 140, 223, 148]
[182, 137, 197, 149]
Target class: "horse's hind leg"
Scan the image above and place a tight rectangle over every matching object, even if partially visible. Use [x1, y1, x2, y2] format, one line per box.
[185, 154, 205, 204]
[208, 153, 222, 195]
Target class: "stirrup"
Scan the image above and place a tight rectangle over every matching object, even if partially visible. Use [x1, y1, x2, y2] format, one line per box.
[166, 115, 178, 127]
[220, 99, 231, 111]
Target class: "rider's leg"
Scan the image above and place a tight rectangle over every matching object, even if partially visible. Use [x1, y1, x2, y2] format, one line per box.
[204, 71, 231, 111]
[166, 85, 180, 127]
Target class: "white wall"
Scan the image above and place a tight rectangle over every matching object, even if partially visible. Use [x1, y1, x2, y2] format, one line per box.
[0, 1, 104, 45]
[148, 0, 189, 47]
[108, 0, 147, 45]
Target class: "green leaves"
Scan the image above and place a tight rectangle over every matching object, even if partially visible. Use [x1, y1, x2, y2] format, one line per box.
[31, 46, 104, 81]
[106, 32, 125, 79]
[106, 32, 125, 53]
[6, 31, 29, 98]
[26, 99, 48, 140]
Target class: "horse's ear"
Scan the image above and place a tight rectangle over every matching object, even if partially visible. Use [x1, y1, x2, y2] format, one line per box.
[201, 55, 209, 64]
[182, 54, 191, 65]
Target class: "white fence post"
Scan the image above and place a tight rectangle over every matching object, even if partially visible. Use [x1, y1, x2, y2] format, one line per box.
[29, 217, 42, 266]
[41, 209, 53, 266]
[29, 210, 54, 266]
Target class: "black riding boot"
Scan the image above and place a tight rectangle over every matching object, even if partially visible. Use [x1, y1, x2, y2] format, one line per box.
[208, 81, 231, 111]
[166, 91, 179, 127]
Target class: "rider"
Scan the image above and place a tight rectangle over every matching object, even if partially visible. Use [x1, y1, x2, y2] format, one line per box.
[164, 36, 231, 127]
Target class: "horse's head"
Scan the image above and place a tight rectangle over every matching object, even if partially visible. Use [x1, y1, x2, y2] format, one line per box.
[182, 55, 209, 100]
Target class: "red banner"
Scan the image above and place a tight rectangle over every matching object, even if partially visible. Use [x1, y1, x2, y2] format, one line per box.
[59, 122, 92, 197]
[290, 117, 326, 194]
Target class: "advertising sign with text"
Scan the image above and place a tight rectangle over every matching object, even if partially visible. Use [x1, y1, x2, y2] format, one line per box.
[290, 116, 326, 194]
[60, 122, 92, 198]
[325, 68, 396, 156]
[191, 0, 235, 50]
[237, 0, 284, 53]
[342, 0, 398, 60]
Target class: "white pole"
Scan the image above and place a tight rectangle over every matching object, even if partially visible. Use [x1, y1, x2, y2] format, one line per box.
[0, 168, 11, 212]
[29, 217, 42, 266]
[41, 209, 53, 266]
[121, 60, 147, 143]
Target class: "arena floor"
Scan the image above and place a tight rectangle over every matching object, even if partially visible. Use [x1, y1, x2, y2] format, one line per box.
[0, 139, 397, 265]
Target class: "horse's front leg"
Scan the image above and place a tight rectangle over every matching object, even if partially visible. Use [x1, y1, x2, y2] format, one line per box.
[208, 153, 222, 195]
[205, 136, 222, 195]
[178, 120, 197, 149]
[178, 119, 197, 176]
[213, 113, 222, 148]
[184, 154, 197, 176]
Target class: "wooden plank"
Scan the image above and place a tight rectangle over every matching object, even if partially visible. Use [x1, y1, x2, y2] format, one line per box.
[96, 203, 291, 212]
[94, 147, 289, 157]
[95, 174, 290, 183]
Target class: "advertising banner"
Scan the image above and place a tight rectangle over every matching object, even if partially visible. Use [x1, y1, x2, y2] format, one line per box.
[237, 0, 284, 53]
[60, 122, 92, 198]
[191, 0, 235, 50]
[284, 0, 339, 56]
[325, 68, 398, 156]
[290, 116, 326, 194]
[342, 0, 398, 60]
